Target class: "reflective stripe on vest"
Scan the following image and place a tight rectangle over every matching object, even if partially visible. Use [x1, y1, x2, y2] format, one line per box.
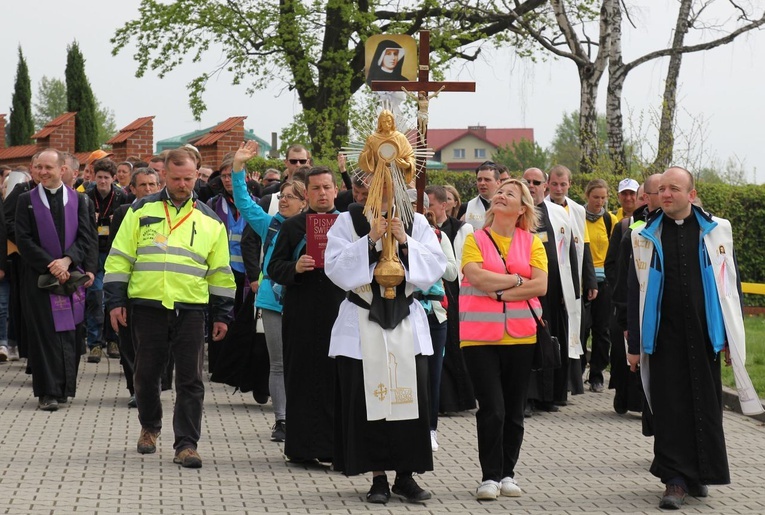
[459, 228, 540, 341]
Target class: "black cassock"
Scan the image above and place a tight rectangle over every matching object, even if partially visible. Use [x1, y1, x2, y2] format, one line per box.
[437, 216, 476, 413]
[267, 210, 345, 461]
[15, 187, 96, 399]
[637, 215, 730, 485]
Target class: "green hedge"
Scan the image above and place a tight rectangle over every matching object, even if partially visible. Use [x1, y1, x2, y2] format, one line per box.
[427, 171, 765, 305]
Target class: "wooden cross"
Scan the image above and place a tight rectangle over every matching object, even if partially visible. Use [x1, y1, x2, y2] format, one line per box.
[370, 30, 476, 213]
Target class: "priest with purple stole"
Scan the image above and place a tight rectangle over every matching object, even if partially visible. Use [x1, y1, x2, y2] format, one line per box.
[15, 149, 97, 411]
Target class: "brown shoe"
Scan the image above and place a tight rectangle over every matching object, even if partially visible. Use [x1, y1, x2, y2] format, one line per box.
[137, 428, 159, 454]
[659, 483, 687, 510]
[173, 448, 202, 468]
[107, 341, 120, 359]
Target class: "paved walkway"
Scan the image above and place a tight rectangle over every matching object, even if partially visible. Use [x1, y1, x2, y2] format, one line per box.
[1, 356, 764, 514]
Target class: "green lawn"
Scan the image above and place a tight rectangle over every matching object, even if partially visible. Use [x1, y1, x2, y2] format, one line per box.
[721, 315, 765, 399]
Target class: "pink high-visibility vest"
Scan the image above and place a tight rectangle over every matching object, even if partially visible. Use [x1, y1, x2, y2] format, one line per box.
[459, 228, 540, 342]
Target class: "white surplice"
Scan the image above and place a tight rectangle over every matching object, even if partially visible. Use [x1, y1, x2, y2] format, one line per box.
[326, 212, 447, 421]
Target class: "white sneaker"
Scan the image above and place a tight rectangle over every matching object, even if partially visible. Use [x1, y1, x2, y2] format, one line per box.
[500, 476, 522, 497]
[476, 480, 500, 500]
[8, 346, 19, 361]
[0, 346, 7, 362]
[430, 430, 439, 452]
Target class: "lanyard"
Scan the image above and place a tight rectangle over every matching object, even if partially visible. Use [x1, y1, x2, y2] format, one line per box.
[94, 190, 115, 224]
[163, 200, 196, 235]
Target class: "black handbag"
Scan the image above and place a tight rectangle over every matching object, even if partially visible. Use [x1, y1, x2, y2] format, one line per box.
[528, 301, 561, 371]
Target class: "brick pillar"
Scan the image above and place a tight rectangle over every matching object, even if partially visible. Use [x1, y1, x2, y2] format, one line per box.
[48, 114, 76, 152]
[125, 120, 154, 160]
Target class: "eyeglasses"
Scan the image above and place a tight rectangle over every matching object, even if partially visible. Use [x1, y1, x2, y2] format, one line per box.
[277, 193, 302, 201]
[288, 159, 308, 165]
[219, 173, 232, 179]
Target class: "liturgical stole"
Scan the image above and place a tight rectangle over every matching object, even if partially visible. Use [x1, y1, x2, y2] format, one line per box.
[30, 184, 85, 332]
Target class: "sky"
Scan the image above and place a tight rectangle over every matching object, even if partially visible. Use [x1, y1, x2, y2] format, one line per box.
[2, 0, 763, 183]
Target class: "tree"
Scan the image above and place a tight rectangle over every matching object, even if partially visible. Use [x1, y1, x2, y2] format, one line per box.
[606, 2, 765, 174]
[66, 41, 99, 151]
[33, 76, 68, 131]
[34, 75, 118, 148]
[493, 139, 549, 172]
[112, 0, 547, 159]
[95, 100, 117, 148]
[548, 111, 611, 173]
[8, 46, 35, 146]
[507, 0, 611, 173]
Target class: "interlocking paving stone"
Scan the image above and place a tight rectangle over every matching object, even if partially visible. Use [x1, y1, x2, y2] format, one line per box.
[2, 356, 765, 514]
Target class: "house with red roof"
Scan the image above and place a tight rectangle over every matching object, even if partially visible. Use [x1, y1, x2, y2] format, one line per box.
[428, 125, 534, 171]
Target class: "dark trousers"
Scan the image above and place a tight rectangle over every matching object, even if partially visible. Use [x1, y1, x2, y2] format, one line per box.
[118, 311, 135, 395]
[132, 305, 205, 452]
[583, 280, 612, 385]
[426, 314, 447, 431]
[463, 344, 535, 482]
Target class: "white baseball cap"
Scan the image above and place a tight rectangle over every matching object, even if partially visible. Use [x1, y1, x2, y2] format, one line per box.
[618, 178, 639, 193]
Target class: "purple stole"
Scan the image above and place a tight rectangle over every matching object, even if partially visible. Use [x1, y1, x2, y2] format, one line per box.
[30, 184, 85, 332]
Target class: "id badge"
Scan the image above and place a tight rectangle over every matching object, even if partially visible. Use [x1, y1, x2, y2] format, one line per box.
[153, 233, 169, 250]
[98, 225, 110, 236]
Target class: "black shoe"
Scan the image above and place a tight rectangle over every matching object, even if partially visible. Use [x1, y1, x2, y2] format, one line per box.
[613, 394, 628, 415]
[271, 420, 286, 442]
[366, 475, 390, 504]
[253, 391, 269, 404]
[589, 381, 604, 393]
[687, 483, 708, 498]
[659, 484, 687, 510]
[38, 396, 59, 411]
[553, 400, 568, 407]
[56, 397, 68, 405]
[128, 395, 137, 408]
[537, 401, 560, 413]
[392, 474, 431, 502]
[524, 403, 533, 418]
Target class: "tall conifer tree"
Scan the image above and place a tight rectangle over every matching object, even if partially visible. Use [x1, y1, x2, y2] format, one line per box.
[65, 41, 98, 151]
[8, 46, 35, 146]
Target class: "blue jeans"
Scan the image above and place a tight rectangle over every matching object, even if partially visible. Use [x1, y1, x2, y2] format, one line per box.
[85, 252, 107, 349]
[427, 314, 447, 431]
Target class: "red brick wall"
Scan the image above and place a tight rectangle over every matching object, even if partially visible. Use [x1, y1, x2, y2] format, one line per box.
[112, 120, 154, 162]
[47, 115, 76, 152]
[196, 120, 244, 170]
[214, 126, 244, 167]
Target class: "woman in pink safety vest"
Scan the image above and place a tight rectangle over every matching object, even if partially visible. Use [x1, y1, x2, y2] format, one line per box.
[459, 178, 548, 501]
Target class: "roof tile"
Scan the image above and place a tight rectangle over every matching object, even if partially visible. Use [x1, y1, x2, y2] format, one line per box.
[31, 112, 77, 139]
[192, 116, 247, 146]
[107, 116, 155, 144]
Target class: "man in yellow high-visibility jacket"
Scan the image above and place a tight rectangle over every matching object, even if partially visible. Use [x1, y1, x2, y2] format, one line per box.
[104, 147, 235, 469]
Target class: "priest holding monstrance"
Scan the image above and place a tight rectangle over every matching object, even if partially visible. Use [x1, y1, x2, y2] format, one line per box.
[326, 110, 446, 503]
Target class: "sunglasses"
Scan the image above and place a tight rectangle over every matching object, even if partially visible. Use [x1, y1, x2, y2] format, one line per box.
[527, 179, 544, 186]
[288, 159, 308, 165]
[263, 178, 280, 184]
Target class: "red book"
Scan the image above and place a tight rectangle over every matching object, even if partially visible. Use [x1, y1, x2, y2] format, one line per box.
[306, 214, 338, 268]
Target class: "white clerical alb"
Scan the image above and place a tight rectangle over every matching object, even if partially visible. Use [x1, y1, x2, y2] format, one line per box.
[325, 212, 446, 421]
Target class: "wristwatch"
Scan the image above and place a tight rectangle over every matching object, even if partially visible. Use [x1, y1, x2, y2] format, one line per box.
[495, 290, 504, 302]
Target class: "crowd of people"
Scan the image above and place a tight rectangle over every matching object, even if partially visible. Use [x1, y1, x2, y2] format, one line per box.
[0, 136, 755, 509]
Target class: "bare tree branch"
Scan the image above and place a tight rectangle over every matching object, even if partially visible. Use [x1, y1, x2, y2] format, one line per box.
[623, 10, 765, 74]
